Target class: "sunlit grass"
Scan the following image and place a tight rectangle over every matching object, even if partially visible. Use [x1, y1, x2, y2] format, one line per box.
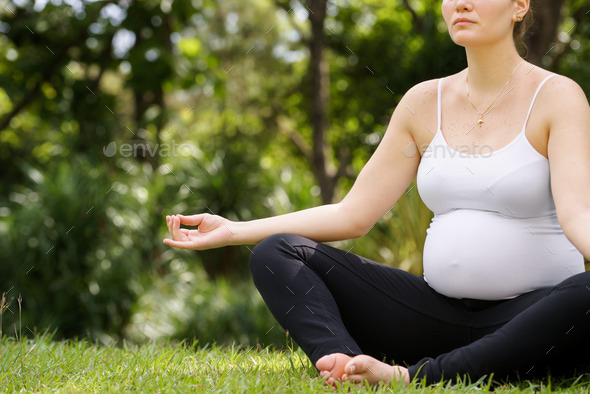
[1, 334, 589, 392]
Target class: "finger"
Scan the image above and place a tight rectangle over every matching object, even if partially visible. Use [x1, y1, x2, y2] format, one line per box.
[172, 215, 183, 240]
[163, 238, 193, 249]
[166, 215, 173, 236]
[177, 214, 207, 226]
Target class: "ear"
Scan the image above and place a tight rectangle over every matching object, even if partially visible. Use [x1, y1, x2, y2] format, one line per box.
[513, 0, 530, 18]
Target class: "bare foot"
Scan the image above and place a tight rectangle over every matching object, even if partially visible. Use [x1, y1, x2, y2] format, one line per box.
[315, 353, 352, 388]
[342, 355, 410, 387]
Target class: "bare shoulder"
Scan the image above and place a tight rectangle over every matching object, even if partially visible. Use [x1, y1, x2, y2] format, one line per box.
[538, 73, 589, 113]
[394, 79, 440, 142]
[400, 78, 439, 107]
[544, 73, 586, 91]
[545, 74, 586, 98]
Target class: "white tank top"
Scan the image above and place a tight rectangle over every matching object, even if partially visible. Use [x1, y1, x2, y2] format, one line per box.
[416, 75, 584, 300]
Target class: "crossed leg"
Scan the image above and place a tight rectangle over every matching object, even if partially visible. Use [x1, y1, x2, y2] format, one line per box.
[249, 234, 590, 387]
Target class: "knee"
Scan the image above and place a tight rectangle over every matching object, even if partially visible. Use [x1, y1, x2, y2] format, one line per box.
[248, 233, 308, 275]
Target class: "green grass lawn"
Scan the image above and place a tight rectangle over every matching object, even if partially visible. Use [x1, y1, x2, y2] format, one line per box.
[1, 334, 589, 392]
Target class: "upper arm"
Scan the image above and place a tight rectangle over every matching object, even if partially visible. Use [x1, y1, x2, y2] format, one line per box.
[547, 77, 590, 229]
[339, 81, 436, 236]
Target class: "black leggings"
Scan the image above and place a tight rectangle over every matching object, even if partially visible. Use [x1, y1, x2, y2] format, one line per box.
[249, 233, 590, 384]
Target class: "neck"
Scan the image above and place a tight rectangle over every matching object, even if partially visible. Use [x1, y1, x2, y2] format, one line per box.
[465, 40, 524, 91]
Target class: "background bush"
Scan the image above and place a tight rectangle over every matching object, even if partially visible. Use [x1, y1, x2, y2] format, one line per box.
[0, 0, 587, 346]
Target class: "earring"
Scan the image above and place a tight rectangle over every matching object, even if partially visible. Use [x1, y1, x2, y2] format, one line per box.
[516, 15, 523, 22]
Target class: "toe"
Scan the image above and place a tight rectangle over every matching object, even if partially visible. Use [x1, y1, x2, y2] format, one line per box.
[346, 363, 357, 375]
[315, 354, 336, 371]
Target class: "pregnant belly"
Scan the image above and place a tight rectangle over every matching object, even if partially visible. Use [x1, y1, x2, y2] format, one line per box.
[422, 209, 583, 300]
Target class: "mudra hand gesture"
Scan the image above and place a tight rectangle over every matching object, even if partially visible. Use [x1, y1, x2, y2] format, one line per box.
[163, 214, 235, 250]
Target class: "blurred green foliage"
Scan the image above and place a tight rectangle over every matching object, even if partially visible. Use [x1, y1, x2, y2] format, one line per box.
[0, 158, 138, 338]
[127, 255, 287, 347]
[0, 0, 587, 345]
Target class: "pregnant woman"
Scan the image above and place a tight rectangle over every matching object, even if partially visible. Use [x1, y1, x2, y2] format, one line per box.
[164, 0, 590, 386]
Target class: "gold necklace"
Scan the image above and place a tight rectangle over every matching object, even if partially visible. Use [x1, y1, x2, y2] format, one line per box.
[466, 61, 524, 128]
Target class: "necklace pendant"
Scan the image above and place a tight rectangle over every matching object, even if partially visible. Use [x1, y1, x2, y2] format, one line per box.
[477, 119, 484, 127]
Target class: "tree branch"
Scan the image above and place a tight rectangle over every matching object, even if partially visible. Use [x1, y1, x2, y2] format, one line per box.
[277, 116, 313, 163]
[335, 146, 352, 180]
[401, 0, 423, 30]
[0, 1, 115, 132]
[273, 0, 291, 13]
[0, 52, 62, 132]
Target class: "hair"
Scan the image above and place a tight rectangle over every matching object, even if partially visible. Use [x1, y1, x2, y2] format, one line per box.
[513, 1, 535, 58]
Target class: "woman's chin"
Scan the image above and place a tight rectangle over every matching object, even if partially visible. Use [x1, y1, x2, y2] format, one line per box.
[449, 33, 479, 47]
[451, 35, 496, 50]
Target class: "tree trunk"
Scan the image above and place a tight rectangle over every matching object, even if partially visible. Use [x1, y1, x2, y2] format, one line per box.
[307, 0, 334, 204]
[525, 0, 564, 66]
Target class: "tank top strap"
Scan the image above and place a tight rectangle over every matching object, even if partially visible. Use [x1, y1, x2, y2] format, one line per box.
[437, 78, 444, 132]
[522, 74, 557, 131]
